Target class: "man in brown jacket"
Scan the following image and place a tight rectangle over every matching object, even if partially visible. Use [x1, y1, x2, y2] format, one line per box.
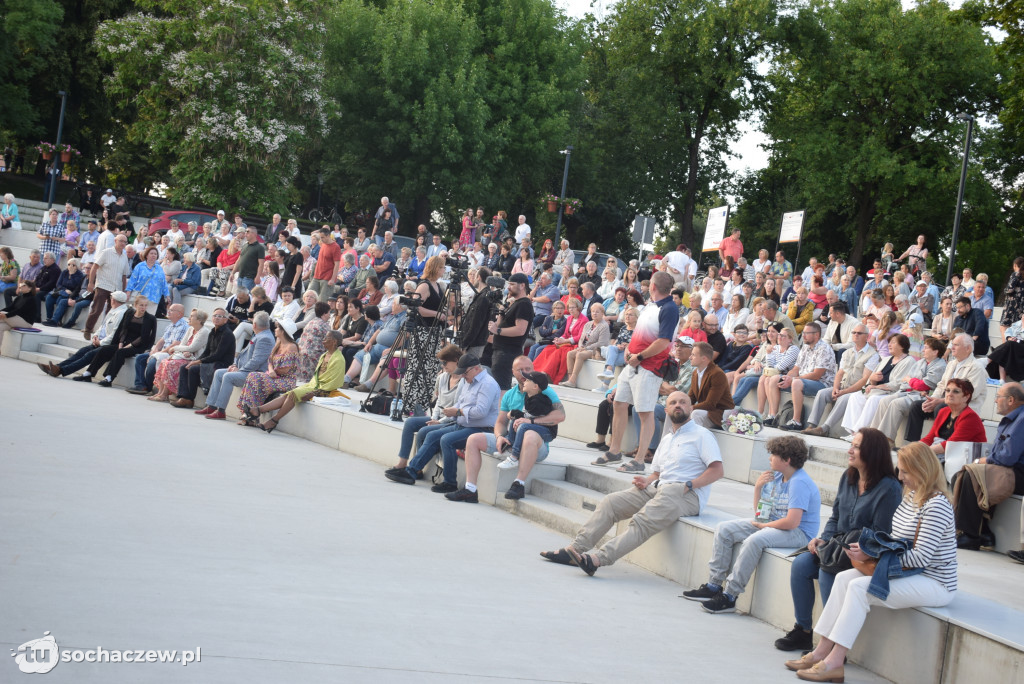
[688, 341, 735, 428]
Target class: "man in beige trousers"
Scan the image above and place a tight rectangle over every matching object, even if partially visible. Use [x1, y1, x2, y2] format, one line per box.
[540, 392, 724, 576]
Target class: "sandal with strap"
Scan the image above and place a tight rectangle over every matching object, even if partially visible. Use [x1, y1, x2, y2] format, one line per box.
[261, 418, 278, 434]
[539, 549, 576, 566]
[243, 405, 261, 421]
[616, 459, 646, 473]
[565, 547, 598, 576]
[591, 453, 622, 466]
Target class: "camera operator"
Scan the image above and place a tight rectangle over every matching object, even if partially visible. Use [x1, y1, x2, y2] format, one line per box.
[488, 272, 534, 390]
[460, 267, 497, 358]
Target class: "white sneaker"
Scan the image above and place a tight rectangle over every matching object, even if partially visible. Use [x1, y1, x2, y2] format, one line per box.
[497, 456, 519, 469]
[596, 370, 614, 380]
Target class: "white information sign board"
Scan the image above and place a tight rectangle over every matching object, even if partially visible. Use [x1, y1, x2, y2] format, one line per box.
[779, 211, 805, 244]
[701, 205, 730, 252]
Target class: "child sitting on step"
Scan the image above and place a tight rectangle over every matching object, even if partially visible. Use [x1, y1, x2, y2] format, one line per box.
[681, 435, 821, 614]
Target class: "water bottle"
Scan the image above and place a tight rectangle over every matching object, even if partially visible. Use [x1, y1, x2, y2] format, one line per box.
[390, 397, 403, 419]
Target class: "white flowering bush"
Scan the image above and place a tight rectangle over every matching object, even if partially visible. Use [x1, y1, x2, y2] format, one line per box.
[98, 0, 330, 213]
[723, 410, 764, 436]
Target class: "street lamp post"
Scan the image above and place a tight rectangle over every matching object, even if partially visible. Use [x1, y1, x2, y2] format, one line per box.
[945, 113, 974, 286]
[554, 145, 573, 248]
[46, 90, 68, 209]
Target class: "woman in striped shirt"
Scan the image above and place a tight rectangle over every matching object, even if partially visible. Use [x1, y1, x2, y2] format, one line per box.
[784, 442, 957, 682]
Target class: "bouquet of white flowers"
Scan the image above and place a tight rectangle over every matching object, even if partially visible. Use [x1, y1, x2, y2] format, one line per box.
[723, 410, 764, 436]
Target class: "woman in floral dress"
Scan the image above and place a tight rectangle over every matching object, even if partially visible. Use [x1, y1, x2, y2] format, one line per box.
[1001, 257, 1024, 340]
[237, 320, 301, 423]
[149, 310, 210, 402]
[297, 302, 331, 382]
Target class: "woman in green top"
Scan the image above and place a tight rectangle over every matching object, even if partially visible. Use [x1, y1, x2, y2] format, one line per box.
[250, 330, 346, 433]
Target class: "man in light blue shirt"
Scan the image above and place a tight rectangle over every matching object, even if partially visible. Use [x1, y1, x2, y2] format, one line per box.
[126, 302, 190, 394]
[426, 234, 448, 259]
[969, 280, 994, 319]
[386, 353, 500, 492]
[529, 272, 562, 327]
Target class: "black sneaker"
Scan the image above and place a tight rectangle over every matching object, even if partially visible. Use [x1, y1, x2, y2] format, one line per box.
[775, 624, 813, 651]
[72, 374, 92, 382]
[1008, 550, 1024, 564]
[385, 469, 416, 485]
[680, 584, 721, 602]
[701, 592, 736, 614]
[505, 481, 526, 500]
[700, 593, 733, 614]
[445, 488, 479, 503]
[97, 379, 113, 387]
[585, 441, 610, 451]
[430, 481, 458, 494]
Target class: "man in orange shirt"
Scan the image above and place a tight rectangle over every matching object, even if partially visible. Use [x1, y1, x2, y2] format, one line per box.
[718, 227, 744, 266]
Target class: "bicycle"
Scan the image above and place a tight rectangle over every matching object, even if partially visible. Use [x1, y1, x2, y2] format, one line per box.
[308, 202, 343, 226]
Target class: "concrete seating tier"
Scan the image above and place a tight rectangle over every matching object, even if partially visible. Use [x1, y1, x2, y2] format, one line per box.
[209, 384, 1023, 684]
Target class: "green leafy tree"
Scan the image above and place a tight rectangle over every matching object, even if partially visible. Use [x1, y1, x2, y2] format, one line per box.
[579, 0, 778, 247]
[322, 0, 583, 233]
[0, 0, 64, 140]
[97, 0, 330, 213]
[761, 0, 1000, 269]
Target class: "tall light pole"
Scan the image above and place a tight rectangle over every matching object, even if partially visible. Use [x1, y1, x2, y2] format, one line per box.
[945, 113, 974, 286]
[553, 145, 573, 248]
[46, 90, 68, 210]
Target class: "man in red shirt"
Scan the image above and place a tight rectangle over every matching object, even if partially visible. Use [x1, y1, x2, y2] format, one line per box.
[309, 227, 341, 302]
[718, 227, 743, 266]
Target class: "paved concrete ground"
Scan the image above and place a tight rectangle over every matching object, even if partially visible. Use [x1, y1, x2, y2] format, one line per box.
[0, 357, 887, 683]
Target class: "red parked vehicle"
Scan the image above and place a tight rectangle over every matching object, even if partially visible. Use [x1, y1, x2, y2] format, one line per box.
[148, 210, 221, 236]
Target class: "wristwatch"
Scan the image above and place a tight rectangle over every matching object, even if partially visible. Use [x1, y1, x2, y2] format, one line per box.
[685, 480, 693, 491]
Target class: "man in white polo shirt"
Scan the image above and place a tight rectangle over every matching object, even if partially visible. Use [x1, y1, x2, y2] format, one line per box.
[539, 391, 724, 576]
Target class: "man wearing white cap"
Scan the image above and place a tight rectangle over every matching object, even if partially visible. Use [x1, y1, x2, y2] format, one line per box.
[100, 189, 117, 209]
[197, 311, 276, 420]
[39, 291, 130, 378]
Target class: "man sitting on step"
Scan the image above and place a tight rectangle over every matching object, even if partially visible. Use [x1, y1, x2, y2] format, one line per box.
[795, 323, 878, 437]
[38, 291, 129, 379]
[447, 355, 565, 503]
[540, 391, 723, 576]
[688, 341, 734, 429]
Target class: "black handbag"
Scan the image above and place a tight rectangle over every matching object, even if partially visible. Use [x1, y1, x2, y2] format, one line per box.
[815, 529, 862, 573]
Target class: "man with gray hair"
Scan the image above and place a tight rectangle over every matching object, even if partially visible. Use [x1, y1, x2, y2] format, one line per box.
[775, 322, 837, 430]
[170, 252, 202, 304]
[800, 323, 878, 437]
[84, 234, 132, 340]
[126, 302, 189, 394]
[762, 299, 797, 339]
[901, 332, 989, 443]
[196, 311, 277, 420]
[375, 196, 399, 233]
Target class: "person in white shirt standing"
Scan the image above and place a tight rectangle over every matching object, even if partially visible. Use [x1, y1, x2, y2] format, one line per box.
[540, 391, 724, 576]
[514, 214, 531, 243]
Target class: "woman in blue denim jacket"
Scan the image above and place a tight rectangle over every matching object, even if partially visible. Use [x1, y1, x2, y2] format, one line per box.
[775, 427, 902, 653]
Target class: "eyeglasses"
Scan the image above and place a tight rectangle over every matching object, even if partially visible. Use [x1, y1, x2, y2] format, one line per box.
[851, 331, 868, 335]
[212, 314, 228, 319]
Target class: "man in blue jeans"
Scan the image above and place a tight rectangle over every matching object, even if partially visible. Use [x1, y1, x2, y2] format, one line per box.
[385, 353, 500, 492]
[776, 322, 837, 431]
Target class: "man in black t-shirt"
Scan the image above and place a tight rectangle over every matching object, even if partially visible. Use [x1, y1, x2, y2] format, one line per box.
[488, 273, 534, 390]
[225, 288, 253, 330]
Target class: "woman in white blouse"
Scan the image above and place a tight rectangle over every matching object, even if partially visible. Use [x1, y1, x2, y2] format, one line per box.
[928, 296, 955, 343]
[722, 293, 750, 341]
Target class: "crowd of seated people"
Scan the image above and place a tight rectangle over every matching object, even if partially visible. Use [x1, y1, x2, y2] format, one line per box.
[11, 203, 1024, 649]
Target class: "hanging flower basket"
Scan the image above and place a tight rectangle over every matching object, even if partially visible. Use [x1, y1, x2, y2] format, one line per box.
[60, 151, 72, 162]
[564, 197, 582, 215]
[57, 144, 81, 164]
[543, 194, 560, 212]
[36, 141, 56, 160]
